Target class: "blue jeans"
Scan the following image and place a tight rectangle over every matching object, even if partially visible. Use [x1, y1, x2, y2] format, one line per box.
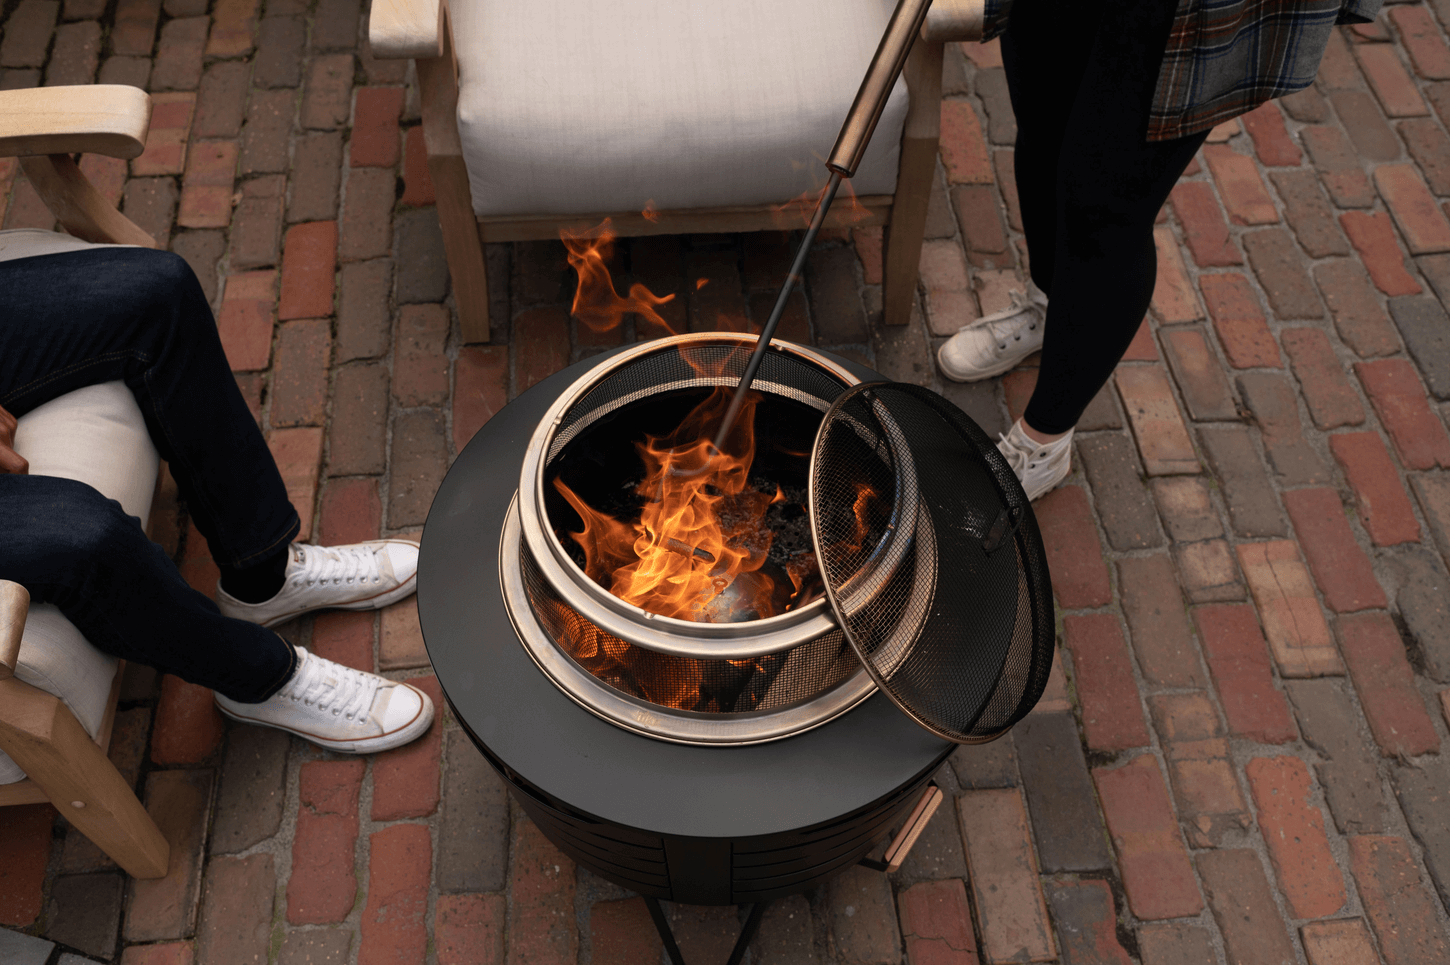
[0, 247, 297, 701]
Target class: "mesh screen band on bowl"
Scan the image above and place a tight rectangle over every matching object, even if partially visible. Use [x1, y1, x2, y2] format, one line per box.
[808, 382, 1055, 743]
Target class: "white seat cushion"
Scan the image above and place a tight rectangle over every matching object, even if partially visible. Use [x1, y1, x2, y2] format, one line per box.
[452, 0, 909, 217]
[0, 284, 160, 782]
[0, 227, 124, 263]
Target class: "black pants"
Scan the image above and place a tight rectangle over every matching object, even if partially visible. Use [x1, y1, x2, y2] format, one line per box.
[1003, 0, 1210, 435]
[0, 248, 297, 702]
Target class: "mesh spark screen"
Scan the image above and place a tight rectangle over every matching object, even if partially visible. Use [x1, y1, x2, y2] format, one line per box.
[810, 383, 1054, 743]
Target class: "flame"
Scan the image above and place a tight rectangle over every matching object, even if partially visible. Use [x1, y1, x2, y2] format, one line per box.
[837, 177, 869, 224]
[771, 187, 822, 229]
[562, 218, 677, 337]
[695, 278, 709, 290]
[556, 383, 790, 624]
[641, 200, 660, 223]
[770, 176, 870, 229]
[850, 482, 876, 551]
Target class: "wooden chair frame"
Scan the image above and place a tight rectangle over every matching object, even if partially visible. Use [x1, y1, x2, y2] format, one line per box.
[370, 0, 985, 343]
[0, 86, 168, 879]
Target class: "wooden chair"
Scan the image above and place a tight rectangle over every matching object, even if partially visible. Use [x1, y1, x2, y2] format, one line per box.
[0, 84, 169, 879]
[369, 0, 986, 343]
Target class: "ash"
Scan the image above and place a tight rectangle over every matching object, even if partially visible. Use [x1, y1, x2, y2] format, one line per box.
[755, 477, 815, 566]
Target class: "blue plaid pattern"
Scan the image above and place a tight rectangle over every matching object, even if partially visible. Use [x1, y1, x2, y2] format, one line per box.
[980, 0, 1383, 140]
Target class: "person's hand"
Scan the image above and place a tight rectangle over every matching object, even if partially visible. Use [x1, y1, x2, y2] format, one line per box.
[0, 404, 28, 475]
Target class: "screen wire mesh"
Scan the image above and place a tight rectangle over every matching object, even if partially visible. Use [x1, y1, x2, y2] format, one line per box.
[810, 382, 1054, 742]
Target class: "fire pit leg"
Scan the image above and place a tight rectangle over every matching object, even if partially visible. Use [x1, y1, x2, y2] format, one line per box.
[643, 895, 689, 965]
[725, 900, 769, 965]
[641, 896, 772, 965]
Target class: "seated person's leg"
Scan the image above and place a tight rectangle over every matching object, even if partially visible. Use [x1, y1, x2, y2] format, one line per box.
[0, 475, 293, 701]
[0, 475, 433, 753]
[1, 247, 434, 753]
[2, 245, 415, 623]
[0, 247, 298, 588]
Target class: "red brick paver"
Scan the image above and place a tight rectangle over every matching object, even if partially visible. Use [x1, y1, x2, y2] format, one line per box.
[9, 9, 1450, 964]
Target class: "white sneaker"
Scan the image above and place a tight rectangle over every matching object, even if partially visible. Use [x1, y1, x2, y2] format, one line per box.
[216, 646, 434, 753]
[996, 419, 1073, 501]
[216, 540, 419, 628]
[937, 284, 1048, 382]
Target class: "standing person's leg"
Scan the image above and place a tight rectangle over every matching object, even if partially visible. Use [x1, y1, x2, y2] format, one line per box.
[936, 0, 1092, 384]
[1021, 0, 1209, 438]
[999, 0, 1096, 295]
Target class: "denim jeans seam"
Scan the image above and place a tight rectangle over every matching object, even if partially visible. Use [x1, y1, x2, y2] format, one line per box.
[0, 349, 143, 408]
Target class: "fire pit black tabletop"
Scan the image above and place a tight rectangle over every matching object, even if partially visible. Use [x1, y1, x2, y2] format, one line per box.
[418, 346, 951, 845]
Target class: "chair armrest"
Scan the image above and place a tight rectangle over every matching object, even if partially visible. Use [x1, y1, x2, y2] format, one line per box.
[0, 581, 29, 681]
[922, 0, 985, 43]
[369, 0, 445, 59]
[0, 86, 151, 160]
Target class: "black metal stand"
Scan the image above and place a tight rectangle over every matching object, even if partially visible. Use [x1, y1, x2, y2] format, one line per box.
[639, 783, 941, 963]
[643, 896, 770, 965]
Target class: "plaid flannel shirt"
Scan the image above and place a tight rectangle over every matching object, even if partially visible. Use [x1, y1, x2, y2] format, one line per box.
[981, 0, 1384, 140]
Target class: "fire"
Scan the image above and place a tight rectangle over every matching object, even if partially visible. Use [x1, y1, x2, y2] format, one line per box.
[771, 177, 869, 229]
[562, 218, 677, 337]
[555, 382, 792, 624]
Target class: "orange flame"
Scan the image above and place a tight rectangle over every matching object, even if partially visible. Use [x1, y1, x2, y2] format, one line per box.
[562, 218, 677, 337]
[641, 200, 660, 223]
[770, 176, 870, 230]
[556, 383, 789, 624]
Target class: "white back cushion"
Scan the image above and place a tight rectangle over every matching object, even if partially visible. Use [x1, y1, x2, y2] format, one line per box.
[452, 0, 909, 217]
[0, 238, 160, 781]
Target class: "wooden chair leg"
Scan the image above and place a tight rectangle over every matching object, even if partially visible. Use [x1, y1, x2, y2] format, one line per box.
[427, 150, 491, 344]
[416, 11, 491, 344]
[883, 41, 945, 327]
[0, 677, 169, 879]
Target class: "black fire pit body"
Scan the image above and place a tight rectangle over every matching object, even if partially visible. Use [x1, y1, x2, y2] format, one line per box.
[419, 347, 953, 906]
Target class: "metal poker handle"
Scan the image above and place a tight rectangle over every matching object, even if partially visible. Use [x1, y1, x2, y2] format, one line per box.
[828, 0, 936, 177]
[712, 0, 929, 453]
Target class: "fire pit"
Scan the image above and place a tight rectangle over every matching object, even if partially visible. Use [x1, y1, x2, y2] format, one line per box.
[419, 334, 954, 910]
[506, 334, 885, 744]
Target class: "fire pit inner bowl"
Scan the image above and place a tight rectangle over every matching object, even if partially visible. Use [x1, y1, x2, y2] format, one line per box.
[502, 334, 882, 745]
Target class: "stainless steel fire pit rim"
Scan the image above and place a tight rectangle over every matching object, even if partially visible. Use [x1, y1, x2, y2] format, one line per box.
[499, 495, 879, 746]
[516, 333, 859, 660]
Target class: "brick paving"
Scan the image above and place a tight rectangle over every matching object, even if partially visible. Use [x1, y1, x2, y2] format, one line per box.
[2, 0, 1450, 962]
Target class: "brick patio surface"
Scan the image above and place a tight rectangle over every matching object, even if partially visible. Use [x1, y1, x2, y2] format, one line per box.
[3, 0, 1450, 962]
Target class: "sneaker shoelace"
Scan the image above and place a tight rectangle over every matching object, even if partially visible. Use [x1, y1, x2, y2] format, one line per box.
[998, 426, 1066, 474]
[984, 290, 1043, 350]
[294, 544, 387, 590]
[279, 651, 379, 721]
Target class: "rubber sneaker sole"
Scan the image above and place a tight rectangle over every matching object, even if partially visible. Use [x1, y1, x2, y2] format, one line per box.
[215, 684, 434, 754]
[936, 342, 1039, 383]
